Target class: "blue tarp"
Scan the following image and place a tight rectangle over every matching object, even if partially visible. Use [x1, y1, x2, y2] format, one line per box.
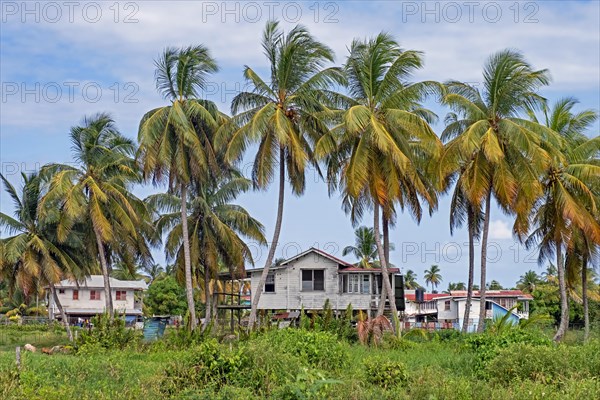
[143, 317, 168, 341]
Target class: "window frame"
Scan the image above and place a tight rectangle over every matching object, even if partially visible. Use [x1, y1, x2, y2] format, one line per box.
[444, 300, 451, 311]
[301, 269, 325, 292]
[90, 290, 101, 301]
[72, 290, 79, 300]
[264, 273, 275, 293]
[116, 290, 127, 301]
[58, 289, 65, 295]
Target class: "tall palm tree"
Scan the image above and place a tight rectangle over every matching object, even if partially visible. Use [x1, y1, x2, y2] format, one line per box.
[138, 46, 225, 330]
[0, 172, 89, 341]
[566, 228, 599, 341]
[526, 98, 600, 341]
[403, 269, 419, 289]
[517, 270, 541, 293]
[445, 166, 483, 332]
[218, 21, 343, 329]
[317, 33, 442, 328]
[441, 49, 556, 332]
[148, 172, 266, 329]
[41, 113, 151, 320]
[141, 263, 164, 284]
[424, 265, 442, 292]
[447, 282, 467, 292]
[343, 226, 392, 268]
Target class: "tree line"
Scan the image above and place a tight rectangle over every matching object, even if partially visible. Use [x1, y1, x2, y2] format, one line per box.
[1, 21, 598, 342]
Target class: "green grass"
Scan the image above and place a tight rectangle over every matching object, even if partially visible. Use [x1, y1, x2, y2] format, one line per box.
[0, 326, 68, 352]
[0, 326, 599, 400]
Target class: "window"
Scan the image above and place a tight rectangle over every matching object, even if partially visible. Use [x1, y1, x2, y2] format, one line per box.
[264, 273, 275, 293]
[444, 300, 451, 311]
[301, 270, 324, 291]
[72, 290, 79, 300]
[348, 274, 359, 293]
[90, 290, 101, 300]
[116, 291, 127, 301]
[361, 275, 370, 294]
[342, 274, 371, 294]
[58, 289, 65, 294]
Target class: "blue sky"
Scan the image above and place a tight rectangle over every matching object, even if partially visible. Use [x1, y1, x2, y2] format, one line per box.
[1, 1, 599, 289]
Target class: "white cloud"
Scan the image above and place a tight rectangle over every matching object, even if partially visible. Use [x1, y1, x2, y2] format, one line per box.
[489, 220, 513, 240]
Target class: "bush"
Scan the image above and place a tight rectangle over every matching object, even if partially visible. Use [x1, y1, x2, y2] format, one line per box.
[464, 328, 552, 373]
[253, 329, 349, 371]
[486, 344, 569, 384]
[76, 313, 138, 352]
[363, 358, 408, 389]
[161, 339, 249, 396]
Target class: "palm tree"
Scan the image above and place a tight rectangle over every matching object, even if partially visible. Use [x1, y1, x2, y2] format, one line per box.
[566, 228, 599, 341]
[542, 263, 558, 283]
[317, 33, 442, 328]
[41, 113, 151, 320]
[403, 269, 420, 289]
[0, 172, 89, 341]
[342, 226, 392, 268]
[218, 21, 343, 329]
[447, 282, 467, 292]
[517, 270, 541, 293]
[526, 97, 600, 341]
[141, 264, 164, 284]
[445, 169, 483, 332]
[148, 172, 266, 329]
[138, 45, 225, 330]
[424, 265, 442, 292]
[441, 49, 556, 332]
[110, 262, 144, 281]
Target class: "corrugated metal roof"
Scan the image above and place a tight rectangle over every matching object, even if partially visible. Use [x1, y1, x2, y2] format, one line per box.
[54, 276, 147, 290]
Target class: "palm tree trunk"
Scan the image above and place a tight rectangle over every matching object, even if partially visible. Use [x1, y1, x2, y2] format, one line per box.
[248, 147, 286, 330]
[203, 266, 211, 331]
[373, 203, 398, 331]
[49, 282, 73, 342]
[462, 208, 475, 333]
[180, 184, 197, 330]
[582, 253, 589, 342]
[554, 241, 569, 342]
[477, 189, 492, 333]
[94, 227, 113, 320]
[378, 214, 390, 315]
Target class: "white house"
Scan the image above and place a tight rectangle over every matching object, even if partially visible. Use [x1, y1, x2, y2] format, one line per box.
[404, 290, 532, 331]
[247, 248, 404, 314]
[48, 275, 147, 323]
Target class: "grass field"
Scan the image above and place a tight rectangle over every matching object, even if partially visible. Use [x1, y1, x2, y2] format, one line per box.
[1, 325, 599, 400]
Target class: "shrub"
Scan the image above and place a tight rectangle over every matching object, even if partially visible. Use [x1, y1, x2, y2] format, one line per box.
[253, 329, 349, 371]
[464, 328, 552, 373]
[363, 358, 409, 389]
[274, 367, 341, 400]
[485, 344, 569, 384]
[160, 339, 249, 396]
[76, 313, 138, 351]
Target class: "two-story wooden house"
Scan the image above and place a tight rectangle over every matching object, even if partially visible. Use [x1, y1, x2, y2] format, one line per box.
[248, 248, 405, 315]
[47, 276, 147, 324]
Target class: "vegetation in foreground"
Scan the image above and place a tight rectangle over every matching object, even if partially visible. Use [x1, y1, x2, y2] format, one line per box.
[1, 316, 600, 400]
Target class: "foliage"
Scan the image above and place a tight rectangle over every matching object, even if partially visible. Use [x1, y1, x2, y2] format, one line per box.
[464, 328, 552, 374]
[144, 276, 187, 316]
[76, 313, 138, 352]
[363, 358, 409, 389]
[160, 339, 248, 395]
[253, 329, 349, 371]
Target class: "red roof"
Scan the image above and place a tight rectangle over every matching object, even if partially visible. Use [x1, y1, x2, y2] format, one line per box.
[451, 290, 533, 299]
[405, 293, 450, 301]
